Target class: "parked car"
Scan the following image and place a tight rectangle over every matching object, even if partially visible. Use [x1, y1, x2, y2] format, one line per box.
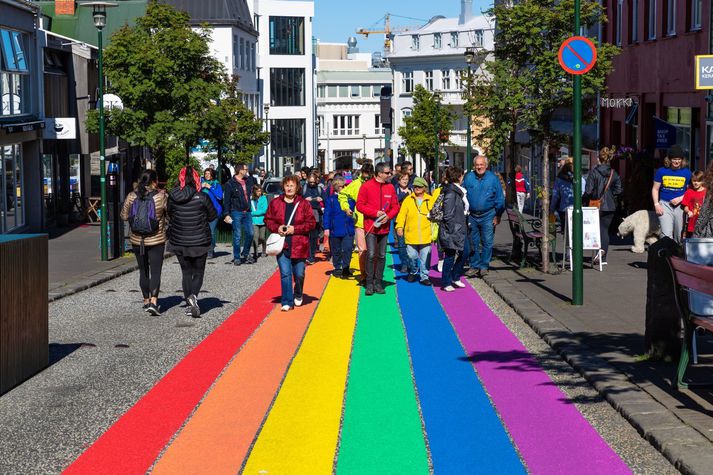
[262, 177, 283, 201]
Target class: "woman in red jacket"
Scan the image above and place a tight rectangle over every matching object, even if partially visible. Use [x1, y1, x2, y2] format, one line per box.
[265, 175, 317, 311]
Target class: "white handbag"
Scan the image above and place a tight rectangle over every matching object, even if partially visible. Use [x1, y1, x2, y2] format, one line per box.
[266, 202, 300, 256]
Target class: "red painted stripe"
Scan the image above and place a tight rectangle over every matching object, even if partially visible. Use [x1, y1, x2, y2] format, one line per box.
[63, 271, 281, 475]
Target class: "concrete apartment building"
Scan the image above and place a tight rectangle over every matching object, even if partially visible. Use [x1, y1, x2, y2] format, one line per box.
[249, 0, 316, 175]
[387, 0, 493, 175]
[316, 39, 392, 172]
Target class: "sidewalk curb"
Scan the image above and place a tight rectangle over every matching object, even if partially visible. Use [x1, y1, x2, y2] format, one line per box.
[48, 254, 175, 303]
[480, 270, 713, 475]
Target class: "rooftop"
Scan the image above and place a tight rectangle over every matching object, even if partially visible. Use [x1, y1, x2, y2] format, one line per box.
[164, 0, 256, 35]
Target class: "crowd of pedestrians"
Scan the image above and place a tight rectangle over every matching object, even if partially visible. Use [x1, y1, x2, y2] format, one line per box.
[121, 141, 713, 316]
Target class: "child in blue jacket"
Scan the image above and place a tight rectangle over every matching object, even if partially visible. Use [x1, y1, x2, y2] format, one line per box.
[323, 175, 355, 278]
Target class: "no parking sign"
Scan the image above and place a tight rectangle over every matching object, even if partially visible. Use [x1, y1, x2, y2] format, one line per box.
[558, 36, 597, 75]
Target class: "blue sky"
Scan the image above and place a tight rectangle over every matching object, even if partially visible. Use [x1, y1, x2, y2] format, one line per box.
[313, 0, 493, 54]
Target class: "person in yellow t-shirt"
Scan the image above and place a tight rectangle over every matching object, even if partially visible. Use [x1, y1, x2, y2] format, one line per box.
[395, 177, 434, 285]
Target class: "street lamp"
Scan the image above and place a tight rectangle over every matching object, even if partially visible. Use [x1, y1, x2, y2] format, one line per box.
[433, 90, 442, 184]
[263, 103, 271, 173]
[81, 1, 117, 262]
[464, 47, 476, 172]
[362, 134, 367, 159]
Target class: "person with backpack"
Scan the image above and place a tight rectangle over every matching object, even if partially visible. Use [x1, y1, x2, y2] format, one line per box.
[339, 163, 374, 284]
[167, 166, 218, 318]
[201, 168, 223, 259]
[439, 166, 468, 291]
[120, 169, 168, 316]
[586, 146, 624, 264]
[302, 172, 325, 264]
[323, 175, 355, 278]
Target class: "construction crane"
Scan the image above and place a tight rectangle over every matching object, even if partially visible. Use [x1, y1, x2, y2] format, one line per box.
[356, 13, 427, 52]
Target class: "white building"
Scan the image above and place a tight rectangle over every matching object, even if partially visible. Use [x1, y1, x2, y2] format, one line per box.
[387, 0, 494, 175]
[166, 0, 260, 114]
[249, 0, 316, 176]
[316, 40, 392, 172]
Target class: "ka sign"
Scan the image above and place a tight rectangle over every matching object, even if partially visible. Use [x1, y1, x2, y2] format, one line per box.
[695, 55, 713, 90]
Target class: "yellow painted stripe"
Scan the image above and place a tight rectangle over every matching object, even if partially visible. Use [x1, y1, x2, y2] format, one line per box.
[242, 257, 360, 474]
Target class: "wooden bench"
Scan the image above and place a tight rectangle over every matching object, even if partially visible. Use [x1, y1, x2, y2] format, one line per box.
[667, 256, 713, 390]
[505, 208, 554, 268]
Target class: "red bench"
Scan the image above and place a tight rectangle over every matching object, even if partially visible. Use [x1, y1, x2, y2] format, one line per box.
[667, 256, 713, 390]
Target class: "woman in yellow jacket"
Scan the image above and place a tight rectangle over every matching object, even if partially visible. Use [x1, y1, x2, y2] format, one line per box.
[395, 177, 434, 285]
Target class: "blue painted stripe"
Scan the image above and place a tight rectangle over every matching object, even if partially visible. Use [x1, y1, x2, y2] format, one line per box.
[391, 247, 526, 474]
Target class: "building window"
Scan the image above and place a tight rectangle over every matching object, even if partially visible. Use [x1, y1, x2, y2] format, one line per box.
[251, 43, 257, 70]
[239, 38, 245, 69]
[441, 69, 451, 90]
[425, 71, 434, 91]
[351, 85, 360, 97]
[333, 115, 360, 136]
[0, 29, 28, 73]
[647, 0, 657, 39]
[630, 0, 639, 42]
[473, 29, 484, 47]
[616, 0, 623, 45]
[434, 33, 442, 49]
[402, 72, 414, 94]
[455, 70, 463, 90]
[361, 85, 371, 97]
[338, 85, 349, 98]
[271, 119, 306, 161]
[317, 115, 324, 136]
[270, 68, 305, 106]
[327, 85, 337, 98]
[269, 17, 305, 55]
[690, 0, 702, 30]
[402, 108, 412, 120]
[233, 35, 238, 68]
[665, 0, 676, 35]
[0, 144, 24, 232]
[450, 31, 459, 47]
[411, 35, 420, 50]
[375, 114, 385, 134]
[317, 85, 326, 98]
[254, 14, 260, 33]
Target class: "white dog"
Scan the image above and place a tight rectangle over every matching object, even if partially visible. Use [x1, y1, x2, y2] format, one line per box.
[617, 210, 661, 253]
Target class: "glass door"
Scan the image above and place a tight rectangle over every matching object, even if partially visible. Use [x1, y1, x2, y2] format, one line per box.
[42, 153, 55, 221]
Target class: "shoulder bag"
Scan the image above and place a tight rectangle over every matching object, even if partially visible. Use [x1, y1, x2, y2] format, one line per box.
[589, 170, 614, 209]
[266, 202, 300, 256]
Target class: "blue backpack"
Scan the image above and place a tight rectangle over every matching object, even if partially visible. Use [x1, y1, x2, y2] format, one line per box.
[129, 191, 159, 237]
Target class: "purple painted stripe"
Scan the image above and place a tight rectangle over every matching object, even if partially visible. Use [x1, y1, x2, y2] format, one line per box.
[431, 248, 631, 475]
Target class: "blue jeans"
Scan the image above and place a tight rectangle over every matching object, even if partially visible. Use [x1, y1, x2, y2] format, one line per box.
[329, 235, 354, 272]
[208, 218, 218, 253]
[407, 244, 431, 281]
[442, 248, 464, 287]
[231, 211, 254, 260]
[276, 252, 306, 307]
[468, 209, 496, 270]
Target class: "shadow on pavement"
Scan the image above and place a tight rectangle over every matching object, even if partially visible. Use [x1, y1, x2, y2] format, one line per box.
[48, 343, 84, 366]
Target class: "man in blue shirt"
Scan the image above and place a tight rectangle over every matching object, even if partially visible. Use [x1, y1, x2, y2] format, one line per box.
[463, 156, 505, 277]
[651, 144, 691, 243]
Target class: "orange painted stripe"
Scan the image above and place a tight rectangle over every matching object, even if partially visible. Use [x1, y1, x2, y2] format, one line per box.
[151, 260, 333, 475]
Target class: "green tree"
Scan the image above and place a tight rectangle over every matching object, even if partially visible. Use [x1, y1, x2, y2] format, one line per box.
[204, 76, 270, 170]
[398, 85, 455, 171]
[87, 0, 225, 182]
[466, 0, 618, 272]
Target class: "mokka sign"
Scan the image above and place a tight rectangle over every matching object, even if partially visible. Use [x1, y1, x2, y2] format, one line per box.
[695, 55, 713, 90]
[600, 97, 637, 108]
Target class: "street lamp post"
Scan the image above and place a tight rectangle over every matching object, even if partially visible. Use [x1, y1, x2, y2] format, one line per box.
[82, 1, 117, 262]
[464, 47, 476, 172]
[263, 103, 271, 174]
[434, 91, 441, 184]
[362, 134, 367, 159]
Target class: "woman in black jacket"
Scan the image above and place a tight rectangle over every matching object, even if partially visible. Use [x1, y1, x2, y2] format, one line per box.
[584, 146, 623, 265]
[438, 166, 468, 292]
[168, 166, 217, 317]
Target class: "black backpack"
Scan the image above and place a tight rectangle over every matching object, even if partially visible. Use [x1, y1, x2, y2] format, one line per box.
[129, 191, 159, 236]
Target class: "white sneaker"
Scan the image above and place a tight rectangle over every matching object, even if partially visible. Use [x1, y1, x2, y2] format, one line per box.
[442, 285, 455, 292]
[294, 297, 303, 307]
[437, 260, 444, 273]
[281, 305, 291, 312]
[453, 281, 466, 288]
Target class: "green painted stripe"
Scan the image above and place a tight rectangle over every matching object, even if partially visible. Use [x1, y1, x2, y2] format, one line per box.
[336, 250, 430, 474]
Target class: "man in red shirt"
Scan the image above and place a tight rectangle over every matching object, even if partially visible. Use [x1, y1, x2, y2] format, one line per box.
[356, 162, 400, 295]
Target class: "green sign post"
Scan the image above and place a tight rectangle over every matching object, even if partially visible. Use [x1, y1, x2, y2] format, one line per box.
[557, 9, 597, 305]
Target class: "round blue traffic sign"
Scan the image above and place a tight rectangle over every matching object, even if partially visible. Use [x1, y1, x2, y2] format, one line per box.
[558, 36, 597, 75]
